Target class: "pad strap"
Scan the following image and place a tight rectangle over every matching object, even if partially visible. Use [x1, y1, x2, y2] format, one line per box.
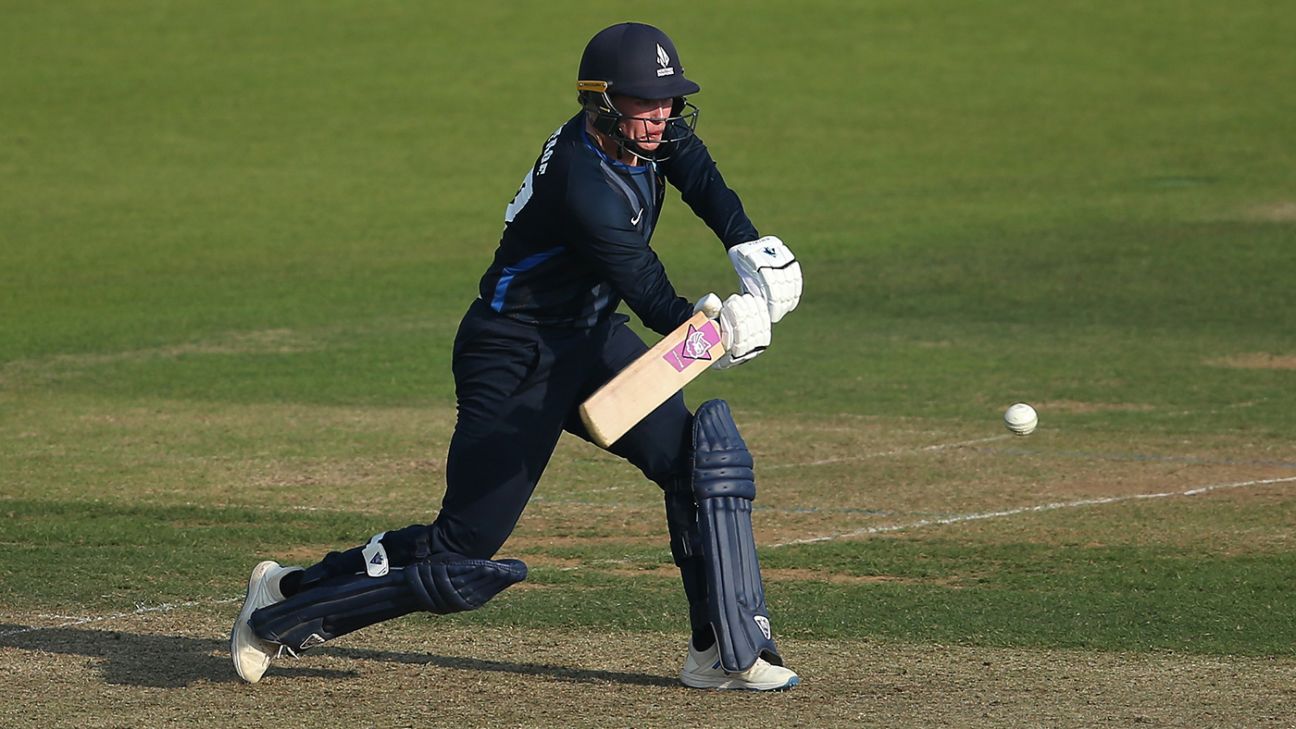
[362, 532, 389, 577]
[664, 489, 711, 642]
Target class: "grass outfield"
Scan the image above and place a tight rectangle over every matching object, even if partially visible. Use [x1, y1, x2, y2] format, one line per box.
[2, 1, 1295, 727]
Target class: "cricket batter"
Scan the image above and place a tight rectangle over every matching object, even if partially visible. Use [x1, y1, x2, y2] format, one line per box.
[232, 22, 803, 691]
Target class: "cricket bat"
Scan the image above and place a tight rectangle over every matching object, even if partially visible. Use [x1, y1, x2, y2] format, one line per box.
[580, 311, 725, 448]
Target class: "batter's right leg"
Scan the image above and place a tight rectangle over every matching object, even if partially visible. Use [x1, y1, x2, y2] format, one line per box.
[231, 301, 578, 683]
[250, 555, 527, 654]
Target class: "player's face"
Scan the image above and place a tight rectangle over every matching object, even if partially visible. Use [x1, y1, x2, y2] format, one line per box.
[613, 96, 673, 152]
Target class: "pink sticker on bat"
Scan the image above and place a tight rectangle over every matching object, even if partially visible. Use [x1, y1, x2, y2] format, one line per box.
[662, 321, 721, 372]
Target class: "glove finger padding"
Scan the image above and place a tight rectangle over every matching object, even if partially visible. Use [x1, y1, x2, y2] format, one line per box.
[728, 236, 803, 323]
[714, 293, 770, 370]
[693, 292, 723, 319]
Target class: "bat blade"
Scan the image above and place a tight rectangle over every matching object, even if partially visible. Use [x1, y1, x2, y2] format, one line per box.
[579, 311, 725, 448]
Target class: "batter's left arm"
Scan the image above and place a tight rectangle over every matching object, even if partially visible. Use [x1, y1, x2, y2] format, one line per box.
[661, 125, 759, 248]
[663, 127, 803, 323]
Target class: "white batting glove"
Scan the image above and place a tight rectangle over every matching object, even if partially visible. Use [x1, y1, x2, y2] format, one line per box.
[712, 292, 771, 370]
[728, 236, 802, 323]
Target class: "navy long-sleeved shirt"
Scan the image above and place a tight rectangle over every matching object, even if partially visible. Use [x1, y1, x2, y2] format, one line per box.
[478, 113, 757, 336]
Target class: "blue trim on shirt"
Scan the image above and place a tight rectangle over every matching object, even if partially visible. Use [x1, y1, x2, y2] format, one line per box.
[581, 127, 652, 175]
[491, 247, 567, 312]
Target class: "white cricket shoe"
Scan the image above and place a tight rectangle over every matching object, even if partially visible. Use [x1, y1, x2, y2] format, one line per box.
[230, 560, 300, 683]
[680, 640, 800, 691]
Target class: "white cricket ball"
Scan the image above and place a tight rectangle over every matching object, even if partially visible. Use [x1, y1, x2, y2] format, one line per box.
[1003, 402, 1038, 436]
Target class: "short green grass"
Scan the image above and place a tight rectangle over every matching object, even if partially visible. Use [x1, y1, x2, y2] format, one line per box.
[2, 2, 1295, 722]
[5, 494, 1293, 656]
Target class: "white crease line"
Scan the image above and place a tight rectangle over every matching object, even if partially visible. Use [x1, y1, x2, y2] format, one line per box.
[0, 598, 239, 638]
[768, 475, 1296, 548]
[766, 434, 1012, 469]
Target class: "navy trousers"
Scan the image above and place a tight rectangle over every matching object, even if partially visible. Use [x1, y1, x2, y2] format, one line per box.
[431, 298, 693, 556]
[292, 299, 710, 641]
[348, 299, 692, 562]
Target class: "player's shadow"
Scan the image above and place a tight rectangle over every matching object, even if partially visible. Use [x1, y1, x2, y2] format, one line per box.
[0, 625, 676, 689]
[324, 645, 679, 688]
[0, 624, 350, 687]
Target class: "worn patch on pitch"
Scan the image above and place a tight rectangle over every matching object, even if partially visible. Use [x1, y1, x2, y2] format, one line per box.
[1242, 201, 1296, 222]
[0, 328, 322, 387]
[1205, 352, 1296, 370]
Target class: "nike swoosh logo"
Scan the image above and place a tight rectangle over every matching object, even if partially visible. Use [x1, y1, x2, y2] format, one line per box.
[631, 209, 643, 226]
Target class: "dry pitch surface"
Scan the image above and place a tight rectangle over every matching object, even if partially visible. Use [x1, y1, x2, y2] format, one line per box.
[3, 615, 1293, 728]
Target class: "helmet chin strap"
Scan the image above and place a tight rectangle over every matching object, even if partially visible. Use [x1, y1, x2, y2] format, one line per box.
[586, 114, 655, 165]
[615, 135, 658, 165]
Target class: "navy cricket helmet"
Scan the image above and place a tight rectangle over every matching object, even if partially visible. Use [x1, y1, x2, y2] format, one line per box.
[577, 22, 700, 160]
